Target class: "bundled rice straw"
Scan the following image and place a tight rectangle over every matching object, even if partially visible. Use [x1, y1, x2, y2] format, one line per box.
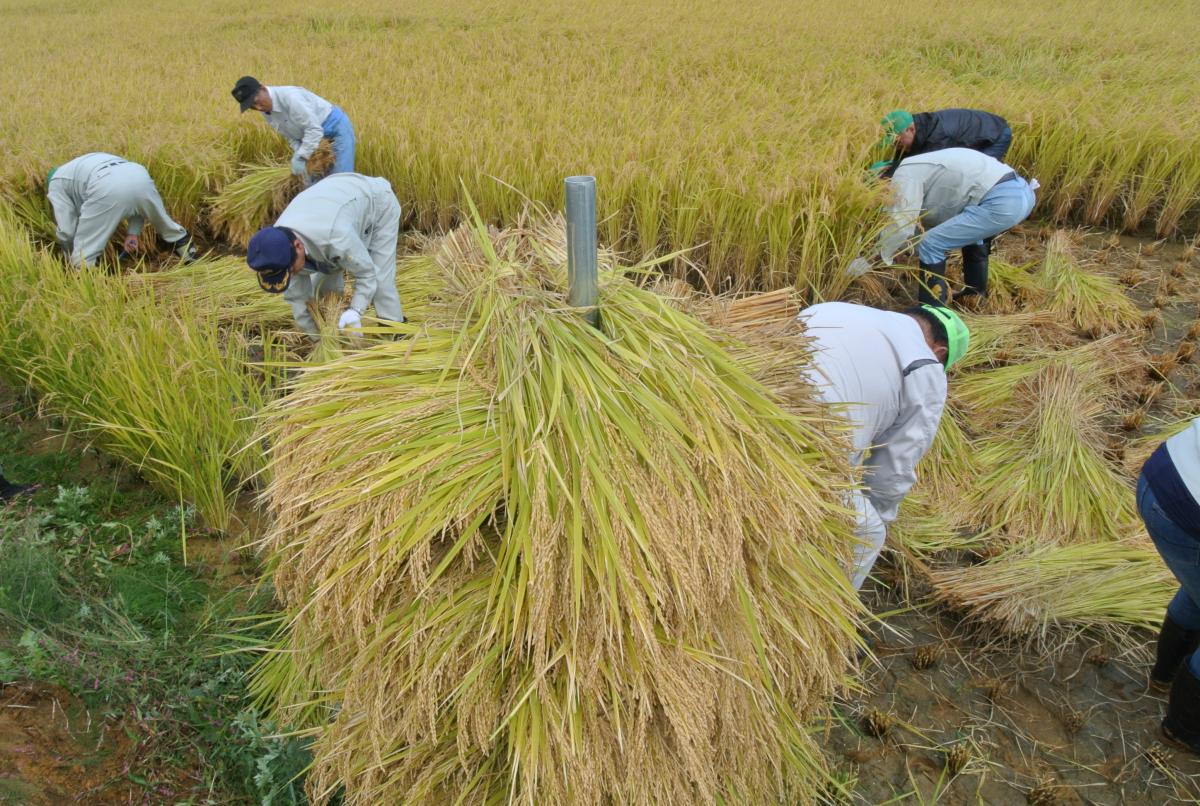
[961, 363, 1138, 545]
[930, 541, 1175, 637]
[1037, 230, 1143, 334]
[252, 215, 863, 804]
[983, 259, 1046, 313]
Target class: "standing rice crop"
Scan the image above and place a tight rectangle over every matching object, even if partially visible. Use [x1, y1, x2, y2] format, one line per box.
[252, 216, 863, 804]
[0, 210, 277, 530]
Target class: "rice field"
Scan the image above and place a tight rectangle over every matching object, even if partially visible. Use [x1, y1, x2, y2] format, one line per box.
[1, 0, 1199, 802]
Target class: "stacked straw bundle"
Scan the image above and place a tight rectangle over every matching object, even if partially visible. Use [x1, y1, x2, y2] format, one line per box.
[253, 216, 863, 804]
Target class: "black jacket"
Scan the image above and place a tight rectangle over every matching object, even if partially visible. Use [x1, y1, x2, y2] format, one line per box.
[908, 108, 1011, 158]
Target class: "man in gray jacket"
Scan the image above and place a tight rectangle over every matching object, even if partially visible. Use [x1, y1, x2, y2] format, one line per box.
[245, 173, 403, 336]
[231, 76, 355, 182]
[47, 153, 197, 268]
[858, 148, 1037, 305]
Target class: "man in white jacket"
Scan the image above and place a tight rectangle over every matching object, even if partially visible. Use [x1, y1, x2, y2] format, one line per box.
[858, 148, 1036, 306]
[232, 76, 355, 182]
[245, 173, 404, 336]
[47, 153, 198, 268]
[798, 302, 969, 589]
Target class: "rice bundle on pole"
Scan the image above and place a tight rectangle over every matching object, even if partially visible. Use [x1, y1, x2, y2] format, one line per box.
[253, 216, 862, 804]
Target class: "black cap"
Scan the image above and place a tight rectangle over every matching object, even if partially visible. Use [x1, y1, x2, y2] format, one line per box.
[232, 76, 262, 112]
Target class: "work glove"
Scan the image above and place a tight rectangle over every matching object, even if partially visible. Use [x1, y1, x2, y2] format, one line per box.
[846, 256, 873, 278]
[337, 308, 362, 330]
[290, 153, 308, 176]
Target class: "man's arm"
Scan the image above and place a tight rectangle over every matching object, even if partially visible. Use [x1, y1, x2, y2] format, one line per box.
[289, 90, 326, 161]
[878, 170, 925, 265]
[863, 365, 946, 523]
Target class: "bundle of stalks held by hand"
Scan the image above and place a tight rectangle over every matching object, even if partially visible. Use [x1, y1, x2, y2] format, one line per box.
[251, 212, 863, 805]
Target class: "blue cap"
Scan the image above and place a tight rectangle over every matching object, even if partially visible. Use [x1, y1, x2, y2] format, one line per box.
[246, 227, 295, 293]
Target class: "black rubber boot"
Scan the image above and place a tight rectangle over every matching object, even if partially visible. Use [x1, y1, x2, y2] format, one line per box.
[959, 243, 990, 299]
[0, 474, 33, 501]
[169, 233, 199, 263]
[1151, 614, 1200, 690]
[1163, 657, 1200, 754]
[917, 260, 949, 306]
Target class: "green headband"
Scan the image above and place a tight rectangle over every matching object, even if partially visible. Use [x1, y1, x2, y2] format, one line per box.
[920, 303, 970, 370]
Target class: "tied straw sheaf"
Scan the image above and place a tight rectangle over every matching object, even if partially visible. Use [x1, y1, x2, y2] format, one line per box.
[252, 212, 864, 804]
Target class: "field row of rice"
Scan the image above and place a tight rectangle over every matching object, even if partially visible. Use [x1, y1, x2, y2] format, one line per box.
[3, 0, 1198, 292]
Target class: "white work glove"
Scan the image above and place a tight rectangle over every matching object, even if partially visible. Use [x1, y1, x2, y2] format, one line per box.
[290, 153, 308, 176]
[337, 308, 362, 330]
[846, 256, 873, 278]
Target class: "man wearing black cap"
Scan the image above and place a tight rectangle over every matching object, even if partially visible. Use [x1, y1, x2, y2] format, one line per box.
[231, 76, 355, 182]
[246, 173, 403, 336]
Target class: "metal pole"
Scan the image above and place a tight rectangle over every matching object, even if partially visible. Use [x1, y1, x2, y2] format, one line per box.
[565, 175, 599, 327]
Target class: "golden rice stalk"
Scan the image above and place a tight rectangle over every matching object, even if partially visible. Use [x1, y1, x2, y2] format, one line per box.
[953, 311, 1075, 372]
[959, 363, 1139, 545]
[930, 541, 1175, 637]
[207, 164, 301, 248]
[983, 259, 1046, 313]
[0, 210, 274, 529]
[127, 256, 292, 328]
[1036, 230, 1142, 334]
[252, 213, 863, 805]
[950, 335, 1140, 427]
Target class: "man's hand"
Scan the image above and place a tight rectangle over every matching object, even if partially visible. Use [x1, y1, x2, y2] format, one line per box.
[123, 234, 140, 255]
[337, 308, 362, 330]
[290, 153, 308, 176]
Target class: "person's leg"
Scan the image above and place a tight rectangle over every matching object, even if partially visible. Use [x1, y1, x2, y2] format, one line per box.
[849, 490, 887, 591]
[69, 194, 123, 267]
[322, 107, 356, 175]
[1138, 475, 1200, 687]
[366, 191, 404, 323]
[919, 179, 1034, 304]
[959, 242, 990, 298]
[132, 175, 190, 251]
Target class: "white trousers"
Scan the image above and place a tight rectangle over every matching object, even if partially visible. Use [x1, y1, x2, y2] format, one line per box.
[70, 163, 186, 267]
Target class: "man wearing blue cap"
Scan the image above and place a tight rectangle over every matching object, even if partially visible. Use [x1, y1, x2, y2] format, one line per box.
[246, 173, 403, 335]
[231, 76, 355, 183]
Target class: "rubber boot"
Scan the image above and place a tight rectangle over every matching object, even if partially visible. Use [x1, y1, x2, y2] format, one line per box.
[1151, 614, 1200, 691]
[959, 243, 990, 300]
[1162, 657, 1200, 754]
[0, 474, 33, 501]
[917, 260, 949, 306]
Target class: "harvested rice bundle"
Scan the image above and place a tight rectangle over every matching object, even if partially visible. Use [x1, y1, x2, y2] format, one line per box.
[253, 216, 863, 805]
[982, 259, 1046, 313]
[950, 335, 1140, 427]
[954, 311, 1076, 372]
[207, 164, 298, 248]
[930, 541, 1175, 637]
[891, 497, 988, 560]
[960, 363, 1139, 545]
[1037, 230, 1142, 334]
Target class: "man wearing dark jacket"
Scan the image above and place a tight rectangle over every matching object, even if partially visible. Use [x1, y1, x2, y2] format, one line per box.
[881, 108, 1012, 168]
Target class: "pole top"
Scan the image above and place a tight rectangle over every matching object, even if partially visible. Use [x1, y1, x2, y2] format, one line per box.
[565, 175, 596, 187]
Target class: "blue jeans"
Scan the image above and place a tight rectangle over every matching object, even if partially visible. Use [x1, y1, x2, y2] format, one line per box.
[1138, 473, 1200, 677]
[917, 176, 1036, 264]
[321, 106, 356, 174]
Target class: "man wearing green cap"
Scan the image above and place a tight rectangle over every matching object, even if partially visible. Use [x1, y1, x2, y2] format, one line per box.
[798, 301, 968, 590]
[880, 108, 1012, 171]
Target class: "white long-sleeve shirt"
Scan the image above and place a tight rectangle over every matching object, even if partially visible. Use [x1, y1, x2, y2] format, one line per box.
[878, 147, 1015, 264]
[261, 86, 334, 160]
[275, 173, 395, 317]
[799, 302, 947, 523]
